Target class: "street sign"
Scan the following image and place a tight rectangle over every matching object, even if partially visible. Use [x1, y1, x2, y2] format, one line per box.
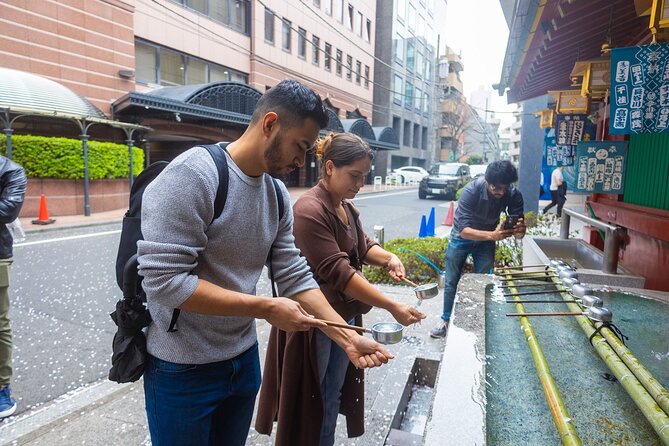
[610, 43, 669, 134]
[572, 141, 628, 194]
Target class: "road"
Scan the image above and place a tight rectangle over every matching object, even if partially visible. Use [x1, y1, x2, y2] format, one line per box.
[6, 189, 452, 416]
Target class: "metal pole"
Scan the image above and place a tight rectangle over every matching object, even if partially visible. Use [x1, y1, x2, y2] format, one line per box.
[560, 212, 570, 239]
[127, 139, 135, 189]
[373, 225, 385, 248]
[4, 128, 13, 160]
[82, 133, 91, 216]
[602, 227, 621, 274]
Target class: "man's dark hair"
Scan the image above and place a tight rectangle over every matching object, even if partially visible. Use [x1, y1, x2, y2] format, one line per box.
[250, 79, 329, 129]
[485, 160, 518, 185]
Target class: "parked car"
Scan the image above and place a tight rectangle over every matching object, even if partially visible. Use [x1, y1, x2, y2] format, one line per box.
[419, 163, 470, 200]
[393, 166, 429, 184]
[469, 164, 488, 179]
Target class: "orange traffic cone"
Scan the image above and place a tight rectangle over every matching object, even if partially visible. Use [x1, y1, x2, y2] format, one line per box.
[31, 194, 56, 225]
[443, 201, 455, 226]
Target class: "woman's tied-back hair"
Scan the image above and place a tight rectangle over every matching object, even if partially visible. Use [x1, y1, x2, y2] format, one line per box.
[250, 79, 329, 130]
[317, 132, 374, 177]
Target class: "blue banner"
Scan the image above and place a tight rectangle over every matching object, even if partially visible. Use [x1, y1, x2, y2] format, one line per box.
[610, 43, 669, 134]
[572, 141, 628, 194]
[546, 114, 595, 166]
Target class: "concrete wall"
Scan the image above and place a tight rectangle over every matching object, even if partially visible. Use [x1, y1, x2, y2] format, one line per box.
[518, 95, 547, 214]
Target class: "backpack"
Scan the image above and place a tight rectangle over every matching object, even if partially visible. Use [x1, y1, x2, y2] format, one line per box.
[114, 142, 285, 333]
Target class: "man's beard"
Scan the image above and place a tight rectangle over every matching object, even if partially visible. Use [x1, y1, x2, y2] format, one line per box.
[264, 132, 294, 179]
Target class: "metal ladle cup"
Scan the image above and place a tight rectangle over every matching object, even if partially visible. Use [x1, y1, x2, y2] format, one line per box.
[318, 320, 404, 344]
[403, 277, 439, 300]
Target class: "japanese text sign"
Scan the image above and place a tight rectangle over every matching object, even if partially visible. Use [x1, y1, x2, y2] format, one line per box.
[546, 114, 595, 166]
[610, 43, 669, 134]
[573, 141, 627, 194]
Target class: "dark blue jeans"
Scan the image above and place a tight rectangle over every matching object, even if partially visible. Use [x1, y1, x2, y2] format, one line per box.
[441, 231, 496, 321]
[144, 342, 261, 446]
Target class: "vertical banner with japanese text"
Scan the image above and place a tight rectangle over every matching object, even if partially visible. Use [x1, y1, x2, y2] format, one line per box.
[546, 114, 595, 166]
[572, 141, 628, 194]
[610, 43, 669, 134]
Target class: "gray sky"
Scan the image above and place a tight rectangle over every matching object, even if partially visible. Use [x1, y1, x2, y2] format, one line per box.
[444, 0, 516, 127]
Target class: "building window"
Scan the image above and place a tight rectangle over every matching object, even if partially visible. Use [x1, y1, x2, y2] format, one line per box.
[312, 36, 320, 65]
[397, 0, 406, 21]
[355, 60, 361, 84]
[187, 57, 207, 84]
[365, 19, 371, 42]
[337, 0, 344, 22]
[403, 119, 411, 146]
[408, 3, 416, 32]
[394, 34, 404, 64]
[415, 87, 422, 112]
[282, 19, 292, 51]
[364, 65, 370, 88]
[355, 11, 363, 36]
[336, 49, 343, 76]
[324, 0, 332, 15]
[298, 27, 307, 59]
[324, 43, 332, 70]
[393, 75, 403, 104]
[423, 91, 430, 114]
[425, 59, 432, 81]
[136, 42, 157, 84]
[406, 41, 415, 72]
[208, 0, 250, 34]
[264, 7, 274, 43]
[313, 0, 320, 6]
[405, 81, 413, 109]
[160, 48, 185, 86]
[347, 4, 354, 30]
[416, 52, 423, 78]
[346, 54, 353, 81]
[422, 126, 428, 150]
[136, 39, 247, 86]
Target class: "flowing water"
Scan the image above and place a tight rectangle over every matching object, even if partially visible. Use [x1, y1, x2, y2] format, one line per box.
[485, 286, 669, 445]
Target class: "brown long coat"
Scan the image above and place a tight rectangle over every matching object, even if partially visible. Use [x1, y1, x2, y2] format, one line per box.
[255, 182, 377, 445]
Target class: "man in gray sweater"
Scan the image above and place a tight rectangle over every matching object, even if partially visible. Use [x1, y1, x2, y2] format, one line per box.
[137, 80, 392, 446]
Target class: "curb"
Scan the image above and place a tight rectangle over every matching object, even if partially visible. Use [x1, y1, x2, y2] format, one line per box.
[0, 380, 133, 446]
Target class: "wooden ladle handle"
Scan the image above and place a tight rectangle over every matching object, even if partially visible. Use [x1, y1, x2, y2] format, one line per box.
[402, 277, 419, 288]
[317, 319, 370, 333]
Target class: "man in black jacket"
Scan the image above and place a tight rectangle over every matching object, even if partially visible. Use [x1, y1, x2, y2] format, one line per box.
[0, 156, 27, 418]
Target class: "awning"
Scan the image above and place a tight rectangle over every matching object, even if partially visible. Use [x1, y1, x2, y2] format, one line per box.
[497, 0, 649, 103]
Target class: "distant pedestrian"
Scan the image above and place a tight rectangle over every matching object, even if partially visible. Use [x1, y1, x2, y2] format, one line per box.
[0, 155, 27, 419]
[542, 166, 566, 217]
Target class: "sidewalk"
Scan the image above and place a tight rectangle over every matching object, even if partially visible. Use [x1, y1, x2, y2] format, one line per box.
[18, 183, 415, 235]
[3, 183, 437, 446]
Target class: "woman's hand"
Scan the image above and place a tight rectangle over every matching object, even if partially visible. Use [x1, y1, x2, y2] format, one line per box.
[386, 253, 405, 281]
[391, 303, 426, 326]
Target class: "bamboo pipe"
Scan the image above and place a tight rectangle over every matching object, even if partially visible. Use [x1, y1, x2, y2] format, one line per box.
[495, 263, 550, 271]
[498, 276, 557, 283]
[505, 300, 580, 304]
[503, 289, 569, 297]
[497, 283, 562, 290]
[597, 324, 669, 417]
[496, 270, 557, 277]
[505, 276, 583, 445]
[559, 295, 669, 443]
[507, 312, 584, 317]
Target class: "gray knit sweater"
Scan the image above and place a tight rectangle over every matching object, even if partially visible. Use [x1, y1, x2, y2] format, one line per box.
[137, 146, 318, 364]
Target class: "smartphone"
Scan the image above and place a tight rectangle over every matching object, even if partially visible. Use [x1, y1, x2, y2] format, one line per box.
[503, 215, 522, 230]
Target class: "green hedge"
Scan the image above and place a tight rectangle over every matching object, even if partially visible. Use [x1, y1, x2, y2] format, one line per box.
[364, 236, 447, 285]
[0, 134, 143, 179]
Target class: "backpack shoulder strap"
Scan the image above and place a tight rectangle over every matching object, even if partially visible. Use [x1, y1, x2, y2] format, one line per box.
[268, 178, 285, 297]
[271, 177, 285, 220]
[202, 143, 229, 222]
[167, 142, 229, 333]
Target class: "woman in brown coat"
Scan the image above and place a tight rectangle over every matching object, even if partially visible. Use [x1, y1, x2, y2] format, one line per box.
[256, 132, 425, 445]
